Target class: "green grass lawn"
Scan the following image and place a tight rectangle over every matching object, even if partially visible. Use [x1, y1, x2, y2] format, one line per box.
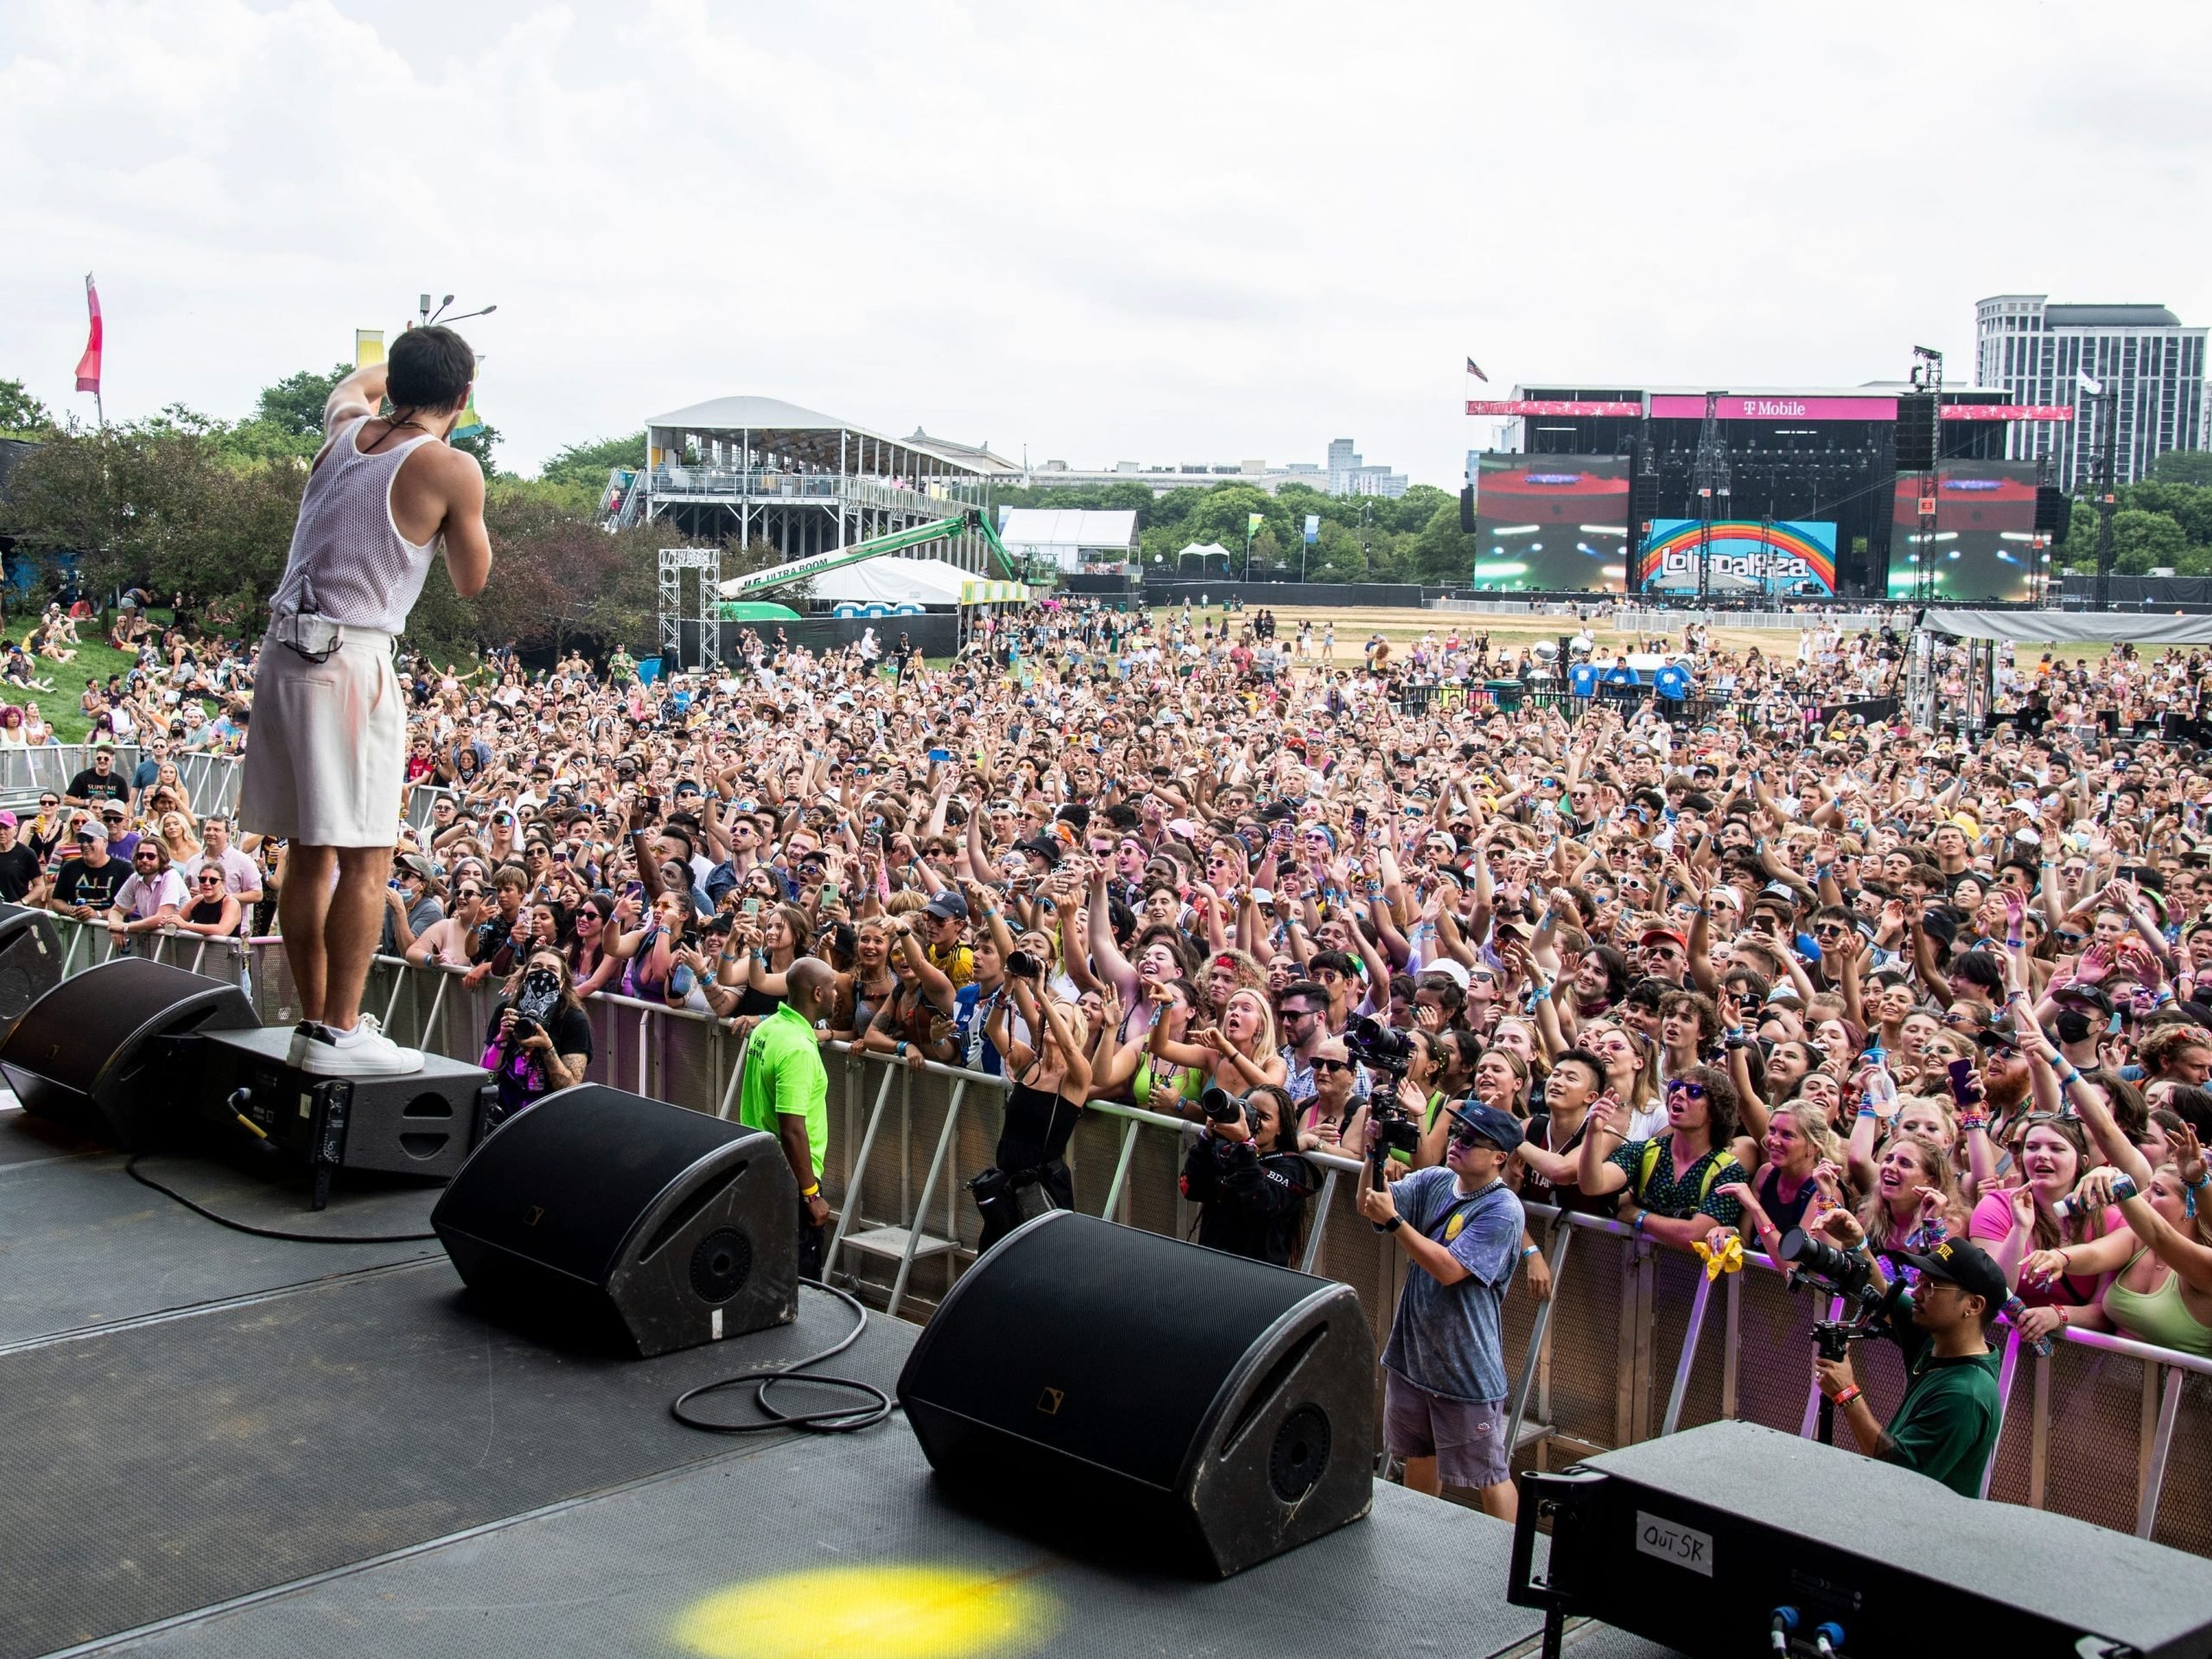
[6, 613, 222, 747]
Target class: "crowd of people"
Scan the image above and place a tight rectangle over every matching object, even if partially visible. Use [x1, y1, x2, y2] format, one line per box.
[23, 585, 2212, 1504]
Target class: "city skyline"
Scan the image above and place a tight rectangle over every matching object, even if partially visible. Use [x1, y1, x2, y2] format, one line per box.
[3, 1, 2209, 491]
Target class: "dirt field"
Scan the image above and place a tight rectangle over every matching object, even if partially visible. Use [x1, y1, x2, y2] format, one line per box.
[1145, 604, 2135, 661]
[1147, 604, 1801, 657]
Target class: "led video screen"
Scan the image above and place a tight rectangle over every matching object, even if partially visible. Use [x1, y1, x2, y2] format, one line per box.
[1471, 454, 1629, 591]
[1639, 520, 1836, 595]
[1887, 460, 2039, 603]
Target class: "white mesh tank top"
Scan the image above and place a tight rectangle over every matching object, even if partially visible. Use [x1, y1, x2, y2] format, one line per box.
[269, 417, 443, 634]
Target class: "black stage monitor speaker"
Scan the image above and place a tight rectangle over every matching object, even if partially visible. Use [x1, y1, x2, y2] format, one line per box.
[897, 1211, 1375, 1578]
[430, 1084, 797, 1357]
[1894, 392, 1939, 472]
[2037, 482, 2072, 547]
[193, 1026, 494, 1205]
[0, 905, 63, 1045]
[0, 957, 257, 1149]
[1510, 1420, 2212, 1659]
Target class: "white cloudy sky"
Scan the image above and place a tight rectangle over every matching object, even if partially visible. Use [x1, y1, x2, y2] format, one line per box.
[3, 0, 2208, 486]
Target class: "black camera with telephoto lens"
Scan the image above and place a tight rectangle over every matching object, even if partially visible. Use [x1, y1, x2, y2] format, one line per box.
[1199, 1084, 1246, 1128]
[1004, 950, 1042, 981]
[1344, 1014, 1414, 1077]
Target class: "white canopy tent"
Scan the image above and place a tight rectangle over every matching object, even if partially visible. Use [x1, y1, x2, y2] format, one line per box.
[1921, 609, 2212, 647]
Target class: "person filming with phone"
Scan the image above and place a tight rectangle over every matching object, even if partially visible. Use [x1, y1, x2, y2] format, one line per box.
[1357, 1100, 1528, 1520]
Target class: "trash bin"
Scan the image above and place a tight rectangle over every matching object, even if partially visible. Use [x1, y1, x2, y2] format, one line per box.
[1486, 678, 1525, 711]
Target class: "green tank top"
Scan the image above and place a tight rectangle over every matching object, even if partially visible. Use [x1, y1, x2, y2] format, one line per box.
[1135, 1058, 1198, 1110]
[2103, 1252, 2212, 1357]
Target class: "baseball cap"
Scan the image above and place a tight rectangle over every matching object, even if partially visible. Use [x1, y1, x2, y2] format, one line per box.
[1891, 1237, 2009, 1309]
[78, 821, 108, 843]
[1445, 1100, 1523, 1155]
[924, 891, 969, 921]
[1640, 926, 1688, 950]
[2052, 982, 2114, 1016]
[0, 810, 16, 830]
[1015, 835, 1063, 868]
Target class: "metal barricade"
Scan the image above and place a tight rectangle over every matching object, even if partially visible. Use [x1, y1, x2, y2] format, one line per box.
[27, 929, 2212, 1554]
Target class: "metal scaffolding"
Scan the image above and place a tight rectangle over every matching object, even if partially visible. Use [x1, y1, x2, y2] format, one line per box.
[658, 545, 723, 673]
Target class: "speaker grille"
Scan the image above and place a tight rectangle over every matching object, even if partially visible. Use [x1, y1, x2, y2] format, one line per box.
[1268, 1406, 1331, 1503]
[690, 1227, 753, 1304]
[1895, 394, 1939, 472]
[0, 963, 39, 1021]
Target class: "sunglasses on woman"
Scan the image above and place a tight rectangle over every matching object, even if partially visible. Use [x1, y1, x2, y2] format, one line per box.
[1309, 1059, 1351, 1075]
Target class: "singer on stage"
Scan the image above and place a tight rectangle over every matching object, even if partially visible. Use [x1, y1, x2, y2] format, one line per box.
[238, 326, 492, 1076]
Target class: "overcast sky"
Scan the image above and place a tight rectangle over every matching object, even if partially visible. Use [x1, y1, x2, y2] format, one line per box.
[4, 1, 2208, 488]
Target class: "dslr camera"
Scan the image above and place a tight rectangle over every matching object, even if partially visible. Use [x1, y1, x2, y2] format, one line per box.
[1344, 1014, 1414, 1077]
[505, 966, 563, 1046]
[1199, 1084, 1247, 1128]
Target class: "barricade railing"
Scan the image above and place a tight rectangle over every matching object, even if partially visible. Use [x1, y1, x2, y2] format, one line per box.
[29, 925, 2212, 1554]
[0, 744, 243, 815]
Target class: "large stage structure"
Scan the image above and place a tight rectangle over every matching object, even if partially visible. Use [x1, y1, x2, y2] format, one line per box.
[1469, 383, 2075, 601]
[619, 395, 1020, 575]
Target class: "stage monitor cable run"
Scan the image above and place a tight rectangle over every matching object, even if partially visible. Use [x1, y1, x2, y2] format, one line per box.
[671, 1279, 893, 1436]
[124, 1154, 441, 1245]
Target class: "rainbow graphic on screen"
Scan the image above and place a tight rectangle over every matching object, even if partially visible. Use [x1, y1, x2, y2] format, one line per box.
[1639, 520, 1836, 594]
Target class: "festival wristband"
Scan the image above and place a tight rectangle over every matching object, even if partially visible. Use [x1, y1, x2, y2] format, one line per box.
[1827, 1385, 1862, 1409]
[799, 1182, 820, 1198]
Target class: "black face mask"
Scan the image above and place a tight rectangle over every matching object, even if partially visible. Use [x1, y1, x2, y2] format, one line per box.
[518, 967, 562, 1023]
[2054, 1007, 2094, 1046]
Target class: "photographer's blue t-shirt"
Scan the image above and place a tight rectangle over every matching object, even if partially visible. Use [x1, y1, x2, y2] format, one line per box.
[1380, 1168, 1522, 1404]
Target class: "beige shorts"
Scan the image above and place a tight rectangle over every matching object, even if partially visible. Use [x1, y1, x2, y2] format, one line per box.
[238, 628, 403, 848]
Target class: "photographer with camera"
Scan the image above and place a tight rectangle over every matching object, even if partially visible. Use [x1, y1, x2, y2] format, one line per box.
[1356, 1099, 1527, 1520]
[1180, 1083, 1316, 1267]
[480, 947, 594, 1128]
[1802, 1217, 2008, 1498]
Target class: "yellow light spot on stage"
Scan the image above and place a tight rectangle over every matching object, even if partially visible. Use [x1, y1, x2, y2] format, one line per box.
[674, 1564, 1058, 1659]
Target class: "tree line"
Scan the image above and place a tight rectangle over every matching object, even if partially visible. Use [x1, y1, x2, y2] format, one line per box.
[0, 369, 664, 657]
[2059, 450, 2212, 576]
[990, 477, 1478, 583]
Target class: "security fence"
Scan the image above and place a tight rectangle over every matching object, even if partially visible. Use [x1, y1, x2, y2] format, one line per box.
[0, 745, 243, 817]
[31, 915, 2212, 1554]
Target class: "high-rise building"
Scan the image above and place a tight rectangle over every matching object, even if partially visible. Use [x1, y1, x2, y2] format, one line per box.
[1325, 437, 1407, 498]
[1974, 296, 2209, 491]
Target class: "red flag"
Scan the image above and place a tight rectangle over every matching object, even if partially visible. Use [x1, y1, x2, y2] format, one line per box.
[74, 275, 103, 394]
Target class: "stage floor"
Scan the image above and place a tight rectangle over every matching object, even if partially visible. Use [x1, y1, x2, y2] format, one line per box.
[2, 1100, 1681, 1659]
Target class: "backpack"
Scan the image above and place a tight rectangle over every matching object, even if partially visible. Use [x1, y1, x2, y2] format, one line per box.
[1637, 1140, 1740, 1215]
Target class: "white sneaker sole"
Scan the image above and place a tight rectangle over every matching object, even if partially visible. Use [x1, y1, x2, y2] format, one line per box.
[297, 1043, 427, 1077]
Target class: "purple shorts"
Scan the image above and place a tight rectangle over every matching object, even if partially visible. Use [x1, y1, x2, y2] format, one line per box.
[1383, 1371, 1511, 1490]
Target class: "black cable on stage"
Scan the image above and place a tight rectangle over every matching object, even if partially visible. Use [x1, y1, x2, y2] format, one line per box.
[671, 1279, 893, 1436]
[124, 1154, 440, 1244]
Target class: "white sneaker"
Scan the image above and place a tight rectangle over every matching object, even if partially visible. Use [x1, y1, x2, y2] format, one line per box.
[298, 1014, 424, 1077]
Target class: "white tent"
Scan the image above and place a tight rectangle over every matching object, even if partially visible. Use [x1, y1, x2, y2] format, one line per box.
[1922, 609, 2212, 646]
[1177, 541, 1233, 566]
[998, 508, 1139, 574]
